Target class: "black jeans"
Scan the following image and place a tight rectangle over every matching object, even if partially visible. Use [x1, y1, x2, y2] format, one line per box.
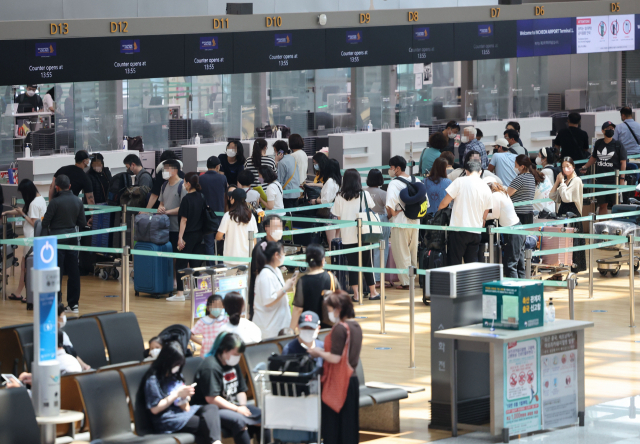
[343, 243, 375, 287]
[57, 248, 80, 307]
[502, 224, 526, 278]
[516, 212, 534, 225]
[176, 232, 204, 292]
[178, 404, 221, 444]
[322, 375, 359, 444]
[219, 405, 262, 444]
[447, 231, 481, 266]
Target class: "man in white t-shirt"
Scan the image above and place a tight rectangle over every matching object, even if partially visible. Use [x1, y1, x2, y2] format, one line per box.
[385, 156, 426, 289]
[438, 160, 492, 266]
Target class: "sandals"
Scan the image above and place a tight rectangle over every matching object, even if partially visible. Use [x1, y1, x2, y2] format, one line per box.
[8, 294, 23, 302]
[351, 296, 360, 303]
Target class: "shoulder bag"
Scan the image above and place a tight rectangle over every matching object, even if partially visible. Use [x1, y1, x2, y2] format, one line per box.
[321, 321, 354, 413]
[624, 122, 640, 145]
[357, 191, 383, 243]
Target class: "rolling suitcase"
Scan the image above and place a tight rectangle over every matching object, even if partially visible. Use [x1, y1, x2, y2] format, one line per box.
[134, 241, 174, 298]
[330, 238, 349, 291]
[421, 249, 445, 305]
[540, 226, 574, 266]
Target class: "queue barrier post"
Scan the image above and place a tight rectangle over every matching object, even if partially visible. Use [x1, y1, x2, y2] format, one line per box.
[589, 213, 595, 299]
[248, 231, 254, 258]
[122, 245, 130, 313]
[121, 204, 127, 245]
[131, 213, 136, 247]
[409, 265, 416, 369]
[1, 215, 6, 301]
[10, 197, 15, 279]
[525, 249, 532, 279]
[488, 224, 495, 264]
[357, 217, 363, 306]
[567, 274, 575, 320]
[615, 170, 620, 206]
[630, 233, 635, 328]
[379, 240, 386, 335]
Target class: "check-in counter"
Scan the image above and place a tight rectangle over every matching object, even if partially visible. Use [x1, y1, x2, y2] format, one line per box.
[181, 142, 228, 173]
[581, 110, 620, 140]
[459, 117, 553, 153]
[328, 131, 383, 169]
[380, 128, 430, 166]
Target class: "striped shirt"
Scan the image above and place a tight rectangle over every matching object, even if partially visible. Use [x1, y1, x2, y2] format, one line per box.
[509, 173, 535, 214]
[244, 156, 277, 188]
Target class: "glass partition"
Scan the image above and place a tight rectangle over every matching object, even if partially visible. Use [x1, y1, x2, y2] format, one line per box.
[587, 52, 619, 111]
[475, 58, 511, 120]
[626, 79, 640, 109]
[515, 56, 548, 118]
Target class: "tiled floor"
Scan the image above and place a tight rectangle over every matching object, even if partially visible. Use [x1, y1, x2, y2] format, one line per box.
[435, 397, 640, 444]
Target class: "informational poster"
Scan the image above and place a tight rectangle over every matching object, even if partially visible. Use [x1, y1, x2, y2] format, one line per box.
[215, 274, 248, 303]
[541, 332, 578, 429]
[504, 339, 541, 435]
[517, 17, 576, 57]
[410, 23, 455, 64]
[193, 276, 213, 319]
[608, 15, 635, 52]
[576, 16, 609, 53]
[184, 34, 234, 76]
[325, 26, 412, 68]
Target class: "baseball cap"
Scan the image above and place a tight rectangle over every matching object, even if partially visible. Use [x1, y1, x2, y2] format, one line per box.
[493, 138, 509, 148]
[601, 121, 616, 130]
[298, 311, 320, 329]
[229, 187, 247, 203]
[207, 156, 221, 169]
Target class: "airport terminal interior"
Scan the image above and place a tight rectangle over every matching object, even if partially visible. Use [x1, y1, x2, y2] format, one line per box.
[3, 1, 640, 444]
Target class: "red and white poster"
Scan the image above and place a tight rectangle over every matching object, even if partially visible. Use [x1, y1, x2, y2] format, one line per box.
[541, 332, 578, 429]
[504, 339, 541, 435]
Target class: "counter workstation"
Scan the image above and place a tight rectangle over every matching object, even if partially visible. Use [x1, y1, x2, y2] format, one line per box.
[381, 128, 429, 167]
[581, 110, 621, 140]
[328, 131, 382, 170]
[459, 117, 553, 153]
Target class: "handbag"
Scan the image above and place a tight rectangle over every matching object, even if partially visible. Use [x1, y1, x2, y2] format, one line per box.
[358, 192, 383, 243]
[321, 322, 353, 413]
[200, 193, 220, 235]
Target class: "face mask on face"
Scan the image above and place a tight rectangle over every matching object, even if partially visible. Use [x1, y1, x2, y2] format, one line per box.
[162, 171, 171, 180]
[227, 149, 236, 158]
[60, 315, 67, 328]
[278, 253, 285, 267]
[299, 329, 317, 344]
[313, 164, 319, 171]
[26, 90, 35, 97]
[171, 365, 180, 374]
[149, 348, 161, 359]
[258, 177, 265, 184]
[388, 168, 396, 178]
[535, 157, 542, 166]
[563, 168, 574, 177]
[449, 133, 456, 139]
[226, 354, 241, 366]
[94, 167, 103, 173]
[210, 308, 224, 318]
[460, 136, 469, 144]
[328, 311, 338, 323]
[271, 229, 283, 241]
[604, 129, 615, 138]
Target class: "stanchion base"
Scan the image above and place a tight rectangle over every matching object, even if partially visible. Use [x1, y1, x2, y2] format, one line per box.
[502, 428, 510, 443]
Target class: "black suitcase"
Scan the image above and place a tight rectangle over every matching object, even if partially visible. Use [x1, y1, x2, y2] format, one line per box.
[421, 249, 446, 305]
[330, 238, 349, 290]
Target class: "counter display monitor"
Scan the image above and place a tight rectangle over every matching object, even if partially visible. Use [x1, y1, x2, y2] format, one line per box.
[410, 24, 455, 64]
[20, 39, 84, 84]
[76, 35, 186, 81]
[184, 34, 234, 76]
[453, 21, 517, 61]
[325, 26, 412, 68]
[233, 29, 326, 73]
[516, 17, 576, 57]
[577, 15, 635, 53]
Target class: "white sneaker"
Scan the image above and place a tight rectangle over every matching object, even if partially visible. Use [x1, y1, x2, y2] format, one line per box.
[166, 295, 185, 302]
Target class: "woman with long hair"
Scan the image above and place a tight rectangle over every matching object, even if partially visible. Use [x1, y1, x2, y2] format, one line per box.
[507, 154, 545, 225]
[216, 188, 258, 268]
[424, 157, 452, 215]
[308, 291, 362, 444]
[252, 241, 298, 338]
[532, 148, 556, 215]
[365, 169, 390, 288]
[331, 169, 379, 302]
[244, 138, 275, 187]
[258, 165, 285, 215]
[3, 179, 47, 303]
[218, 140, 246, 187]
[143, 340, 222, 444]
[220, 291, 262, 344]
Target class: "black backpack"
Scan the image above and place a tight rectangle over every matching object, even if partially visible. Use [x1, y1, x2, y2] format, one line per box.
[395, 176, 429, 220]
[423, 207, 451, 251]
[107, 172, 132, 205]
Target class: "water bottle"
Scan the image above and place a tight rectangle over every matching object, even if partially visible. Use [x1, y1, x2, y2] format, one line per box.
[276, 128, 282, 139]
[194, 133, 201, 145]
[548, 298, 555, 323]
[467, 112, 472, 123]
[414, 117, 420, 128]
[24, 143, 31, 158]
[367, 120, 373, 132]
[122, 136, 128, 151]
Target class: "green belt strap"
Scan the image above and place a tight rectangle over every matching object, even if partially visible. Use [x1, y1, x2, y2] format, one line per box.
[493, 215, 593, 231]
[0, 226, 126, 246]
[498, 227, 624, 241]
[265, 203, 333, 215]
[513, 198, 553, 207]
[283, 258, 408, 275]
[286, 243, 380, 261]
[503, 277, 568, 288]
[85, 207, 122, 216]
[580, 171, 617, 180]
[363, 220, 484, 233]
[584, 189, 624, 198]
[281, 216, 352, 224]
[57, 244, 124, 254]
[595, 210, 640, 221]
[130, 248, 251, 263]
[255, 222, 355, 239]
[341, 165, 390, 173]
[532, 239, 622, 256]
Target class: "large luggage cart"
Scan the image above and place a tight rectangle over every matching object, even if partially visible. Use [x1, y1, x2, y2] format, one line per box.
[257, 369, 322, 444]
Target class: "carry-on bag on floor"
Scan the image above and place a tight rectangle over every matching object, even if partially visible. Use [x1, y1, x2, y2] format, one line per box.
[540, 226, 574, 267]
[134, 213, 170, 245]
[386, 247, 400, 284]
[330, 238, 349, 290]
[134, 241, 174, 298]
[421, 249, 446, 305]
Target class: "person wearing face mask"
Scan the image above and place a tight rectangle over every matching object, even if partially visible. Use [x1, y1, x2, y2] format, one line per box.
[273, 140, 301, 209]
[461, 127, 488, 168]
[252, 241, 299, 339]
[191, 294, 229, 356]
[144, 336, 164, 360]
[308, 291, 362, 444]
[56, 329, 82, 374]
[580, 121, 627, 215]
[419, 132, 448, 175]
[144, 341, 223, 444]
[284, 311, 324, 365]
[291, 244, 340, 329]
[507, 155, 545, 225]
[86, 154, 113, 204]
[450, 150, 503, 183]
[289, 134, 309, 183]
[15, 84, 43, 112]
[258, 166, 285, 216]
[220, 291, 262, 344]
[42, 176, 86, 314]
[122, 153, 153, 190]
[503, 129, 527, 157]
[57, 302, 92, 370]
[555, 112, 590, 161]
[532, 149, 556, 216]
[200, 156, 228, 260]
[193, 332, 261, 444]
[441, 120, 461, 154]
[248, 215, 284, 319]
[551, 157, 584, 216]
[218, 141, 246, 186]
[49, 150, 94, 204]
[244, 138, 276, 188]
[488, 138, 518, 186]
[216, 188, 258, 269]
[236, 169, 260, 208]
[147, 150, 186, 210]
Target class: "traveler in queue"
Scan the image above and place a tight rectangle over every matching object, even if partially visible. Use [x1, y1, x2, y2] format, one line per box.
[200, 156, 228, 259]
[284, 311, 324, 366]
[42, 174, 87, 314]
[438, 160, 492, 266]
[244, 138, 276, 188]
[505, 121, 525, 152]
[581, 121, 627, 215]
[503, 129, 527, 156]
[258, 166, 285, 216]
[50, 149, 94, 204]
[440, 151, 456, 175]
[218, 141, 245, 187]
[308, 291, 362, 444]
[419, 131, 448, 175]
[365, 169, 390, 288]
[87, 154, 112, 204]
[555, 112, 590, 161]
[221, 291, 262, 344]
[615, 107, 640, 156]
[488, 138, 517, 185]
[442, 120, 461, 154]
[461, 127, 488, 168]
[507, 155, 544, 225]
[537, 147, 561, 184]
[450, 151, 502, 183]
[15, 84, 43, 111]
[273, 140, 300, 209]
[289, 134, 309, 183]
[123, 154, 153, 189]
[217, 188, 258, 269]
[424, 157, 452, 215]
[551, 157, 584, 216]
[147, 150, 185, 209]
[236, 169, 260, 208]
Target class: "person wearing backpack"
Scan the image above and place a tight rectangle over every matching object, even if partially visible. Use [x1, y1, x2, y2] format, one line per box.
[159, 159, 188, 301]
[385, 156, 428, 290]
[123, 153, 154, 189]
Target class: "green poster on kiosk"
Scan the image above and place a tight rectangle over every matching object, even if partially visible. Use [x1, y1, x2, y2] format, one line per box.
[503, 338, 541, 435]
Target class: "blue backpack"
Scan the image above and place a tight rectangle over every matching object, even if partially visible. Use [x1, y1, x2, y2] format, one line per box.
[396, 176, 429, 220]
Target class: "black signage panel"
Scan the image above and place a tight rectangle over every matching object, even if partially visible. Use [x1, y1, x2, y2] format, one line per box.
[75, 35, 185, 81]
[410, 24, 455, 64]
[0, 40, 26, 86]
[453, 21, 517, 61]
[325, 26, 412, 68]
[184, 33, 234, 76]
[234, 29, 325, 73]
[21, 39, 84, 84]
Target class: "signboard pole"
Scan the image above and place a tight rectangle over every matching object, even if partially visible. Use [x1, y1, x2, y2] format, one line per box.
[32, 236, 61, 439]
[2, 215, 6, 301]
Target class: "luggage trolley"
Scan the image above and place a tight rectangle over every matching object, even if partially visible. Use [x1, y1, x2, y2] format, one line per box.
[593, 221, 640, 276]
[257, 368, 322, 444]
